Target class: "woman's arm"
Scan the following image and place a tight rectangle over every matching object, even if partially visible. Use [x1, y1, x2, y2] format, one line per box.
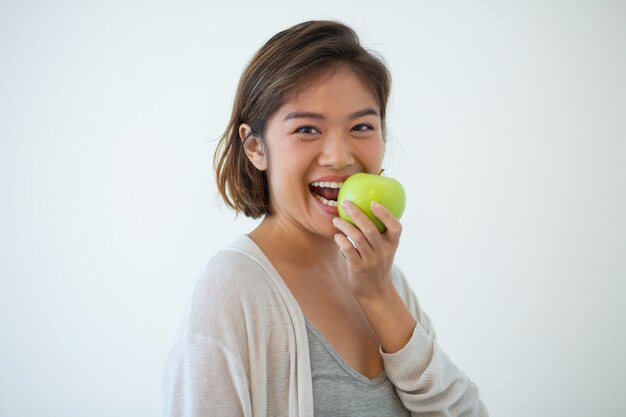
[163, 333, 251, 417]
[333, 201, 489, 416]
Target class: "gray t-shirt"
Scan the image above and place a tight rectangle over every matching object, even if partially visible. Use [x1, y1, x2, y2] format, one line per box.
[305, 317, 411, 417]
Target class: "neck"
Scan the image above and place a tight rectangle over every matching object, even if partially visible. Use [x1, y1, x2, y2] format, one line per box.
[248, 214, 344, 274]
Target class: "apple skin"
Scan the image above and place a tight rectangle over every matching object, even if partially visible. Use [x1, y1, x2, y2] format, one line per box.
[337, 173, 406, 232]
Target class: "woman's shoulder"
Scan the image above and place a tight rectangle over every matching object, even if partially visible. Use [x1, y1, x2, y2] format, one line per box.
[198, 234, 277, 292]
[182, 235, 291, 339]
[166, 236, 296, 379]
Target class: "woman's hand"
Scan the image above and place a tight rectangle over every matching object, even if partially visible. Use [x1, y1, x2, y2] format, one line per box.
[332, 200, 402, 301]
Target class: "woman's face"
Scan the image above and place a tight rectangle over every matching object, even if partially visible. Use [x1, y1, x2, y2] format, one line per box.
[260, 67, 384, 238]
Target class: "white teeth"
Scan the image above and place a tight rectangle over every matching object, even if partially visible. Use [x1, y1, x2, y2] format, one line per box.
[313, 193, 338, 207]
[310, 181, 343, 189]
[309, 180, 341, 208]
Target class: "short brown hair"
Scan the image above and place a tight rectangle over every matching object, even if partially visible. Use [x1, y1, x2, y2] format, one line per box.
[213, 20, 392, 218]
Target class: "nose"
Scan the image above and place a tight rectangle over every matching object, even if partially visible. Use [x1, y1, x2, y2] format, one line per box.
[318, 132, 354, 170]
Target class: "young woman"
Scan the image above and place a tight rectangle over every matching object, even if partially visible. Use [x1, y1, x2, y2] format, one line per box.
[163, 20, 489, 417]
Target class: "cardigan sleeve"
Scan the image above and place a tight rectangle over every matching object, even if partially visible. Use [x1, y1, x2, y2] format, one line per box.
[161, 248, 259, 417]
[162, 333, 252, 417]
[161, 251, 256, 417]
[381, 265, 489, 417]
[162, 245, 297, 417]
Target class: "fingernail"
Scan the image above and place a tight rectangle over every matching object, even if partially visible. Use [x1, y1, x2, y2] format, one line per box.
[332, 217, 340, 225]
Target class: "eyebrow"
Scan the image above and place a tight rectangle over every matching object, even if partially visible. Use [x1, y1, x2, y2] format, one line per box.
[282, 107, 379, 122]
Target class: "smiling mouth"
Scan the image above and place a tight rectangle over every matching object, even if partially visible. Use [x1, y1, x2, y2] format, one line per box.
[309, 181, 344, 208]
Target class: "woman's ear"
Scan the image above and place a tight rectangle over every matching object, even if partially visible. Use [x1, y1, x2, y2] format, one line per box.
[239, 123, 267, 171]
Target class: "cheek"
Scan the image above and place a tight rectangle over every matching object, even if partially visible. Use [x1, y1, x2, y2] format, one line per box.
[360, 138, 385, 169]
[376, 139, 385, 159]
[267, 153, 310, 196]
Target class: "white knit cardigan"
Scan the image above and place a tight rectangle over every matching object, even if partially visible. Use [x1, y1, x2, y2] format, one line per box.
[162, 234, 488, 416]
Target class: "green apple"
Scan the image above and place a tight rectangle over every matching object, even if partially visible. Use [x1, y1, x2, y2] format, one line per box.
[337, 172, 406, 232]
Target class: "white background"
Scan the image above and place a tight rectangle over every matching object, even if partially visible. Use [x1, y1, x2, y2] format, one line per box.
[1, 1, 625, 416]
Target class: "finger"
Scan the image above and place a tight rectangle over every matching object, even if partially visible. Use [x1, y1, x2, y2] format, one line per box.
[340, 200, 383, 248]
[333, 233, 362, 265]
[332, 215, 374, 259]
[371, 201, 403, 241]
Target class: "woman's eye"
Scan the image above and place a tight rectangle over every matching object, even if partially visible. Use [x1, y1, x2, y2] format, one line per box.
[352, 124, 374, 132]
[295, 126, 319, 134]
